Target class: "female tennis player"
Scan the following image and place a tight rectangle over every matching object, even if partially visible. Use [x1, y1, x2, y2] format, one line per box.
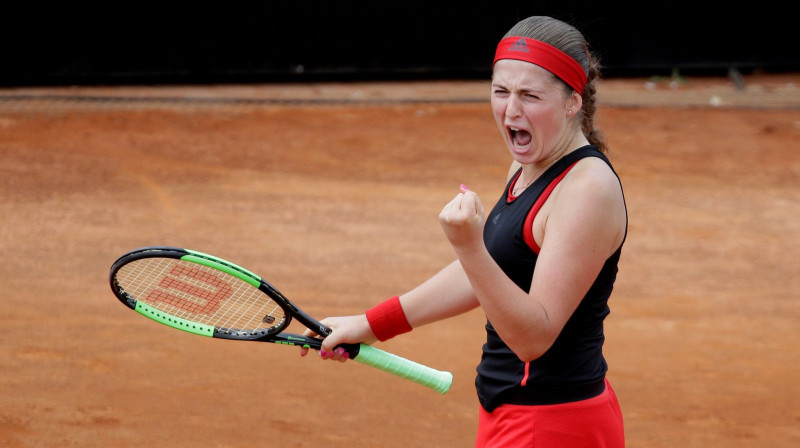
[302, 15, 627, 447]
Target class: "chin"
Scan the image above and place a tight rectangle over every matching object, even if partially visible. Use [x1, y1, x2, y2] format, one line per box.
[508, 146, 535, 163]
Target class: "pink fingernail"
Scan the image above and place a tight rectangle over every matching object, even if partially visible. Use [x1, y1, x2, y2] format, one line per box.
[336, 347, 345, 355]
[460, 184, 469, 191]
[343, 352, 350, 359]
[320, 349, 327, 357]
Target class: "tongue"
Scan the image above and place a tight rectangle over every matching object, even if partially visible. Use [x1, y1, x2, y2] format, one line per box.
[514, 130, 532, 146]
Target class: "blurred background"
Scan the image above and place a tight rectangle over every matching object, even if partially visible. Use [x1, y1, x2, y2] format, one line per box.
[2, 2, 797, 86]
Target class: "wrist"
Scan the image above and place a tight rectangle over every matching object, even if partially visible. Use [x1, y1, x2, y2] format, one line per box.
[365, 295, 412, 341]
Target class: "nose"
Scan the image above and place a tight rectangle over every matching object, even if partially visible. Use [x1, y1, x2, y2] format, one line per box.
[505, 93, 523, 119]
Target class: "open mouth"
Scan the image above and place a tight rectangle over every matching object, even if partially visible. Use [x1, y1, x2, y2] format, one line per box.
[509, 127, 532, 149]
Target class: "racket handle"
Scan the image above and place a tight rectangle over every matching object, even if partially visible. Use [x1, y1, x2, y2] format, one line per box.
[352, 344, 453, 394]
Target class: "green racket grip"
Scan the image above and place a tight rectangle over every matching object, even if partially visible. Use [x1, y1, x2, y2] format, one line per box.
[352, 344, 453, 394]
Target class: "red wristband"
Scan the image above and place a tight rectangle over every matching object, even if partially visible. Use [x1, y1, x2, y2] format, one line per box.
[365, 296, 412, 341]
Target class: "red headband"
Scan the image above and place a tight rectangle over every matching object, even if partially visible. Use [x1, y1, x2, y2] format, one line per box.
[493, 37, 587, 94]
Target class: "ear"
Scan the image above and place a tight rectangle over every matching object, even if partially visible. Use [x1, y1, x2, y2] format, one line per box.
[566, 91, 583, 117]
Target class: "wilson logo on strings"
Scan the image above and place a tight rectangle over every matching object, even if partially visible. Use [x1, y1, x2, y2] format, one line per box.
[145, 265, 233, 315]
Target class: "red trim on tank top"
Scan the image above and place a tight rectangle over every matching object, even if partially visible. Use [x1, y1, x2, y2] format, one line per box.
[523, 161, 581, 254]
[506, 170, 524, 202]
[521, 361, 530, 386]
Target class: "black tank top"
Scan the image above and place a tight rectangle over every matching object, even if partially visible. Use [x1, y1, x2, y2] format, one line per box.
[476, 145, 626, 412]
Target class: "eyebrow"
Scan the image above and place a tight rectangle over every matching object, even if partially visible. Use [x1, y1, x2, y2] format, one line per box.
[491, 82, 546, 95]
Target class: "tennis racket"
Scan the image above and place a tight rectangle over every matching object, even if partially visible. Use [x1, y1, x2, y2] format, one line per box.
[108, 246, 453, 394]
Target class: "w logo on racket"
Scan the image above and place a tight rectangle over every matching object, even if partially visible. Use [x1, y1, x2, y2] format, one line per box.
[145, 265, 233, 315]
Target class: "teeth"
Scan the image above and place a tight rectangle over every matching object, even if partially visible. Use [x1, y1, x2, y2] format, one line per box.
[508, 126, 530, 149]
[509, 127, 524, 148]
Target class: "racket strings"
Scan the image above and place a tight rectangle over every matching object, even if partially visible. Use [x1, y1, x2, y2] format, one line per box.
[116, 258, 286, 332]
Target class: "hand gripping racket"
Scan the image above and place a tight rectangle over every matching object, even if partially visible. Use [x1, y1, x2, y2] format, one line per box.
[109, 246, 453, 394]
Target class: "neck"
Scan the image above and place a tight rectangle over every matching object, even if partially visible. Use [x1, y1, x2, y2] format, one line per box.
[515, 133, 590, 195]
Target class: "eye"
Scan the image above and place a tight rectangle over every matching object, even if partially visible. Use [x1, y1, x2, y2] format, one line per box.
[491, 84, 509, 95]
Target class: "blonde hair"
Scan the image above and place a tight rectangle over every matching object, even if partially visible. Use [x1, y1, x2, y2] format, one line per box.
[502, 16, 608, 154]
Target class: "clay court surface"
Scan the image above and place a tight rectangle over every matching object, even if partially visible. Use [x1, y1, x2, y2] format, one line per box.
[1, 74, 798, 447]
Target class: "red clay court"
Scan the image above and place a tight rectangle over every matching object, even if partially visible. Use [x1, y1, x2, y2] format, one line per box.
[1, 74, 798, 447]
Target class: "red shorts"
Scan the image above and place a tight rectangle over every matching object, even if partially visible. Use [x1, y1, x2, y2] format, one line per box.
[475, 379, 624, 448]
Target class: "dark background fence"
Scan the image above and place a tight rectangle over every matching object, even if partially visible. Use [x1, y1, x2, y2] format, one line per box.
[2, 2, 795, 86]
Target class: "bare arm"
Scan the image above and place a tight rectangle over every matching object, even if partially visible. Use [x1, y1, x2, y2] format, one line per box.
[400, 259, 480, 327]
[301, 259, 479, 358]
[440, 162, 625, 361]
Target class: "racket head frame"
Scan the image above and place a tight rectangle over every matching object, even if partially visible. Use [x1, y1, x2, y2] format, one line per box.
[109, 246, 305, 342]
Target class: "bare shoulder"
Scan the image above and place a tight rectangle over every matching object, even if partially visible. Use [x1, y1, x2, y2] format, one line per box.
[542, 156, 626, 253]
[563, 156, 622, 196]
